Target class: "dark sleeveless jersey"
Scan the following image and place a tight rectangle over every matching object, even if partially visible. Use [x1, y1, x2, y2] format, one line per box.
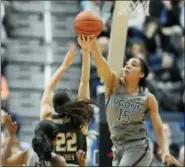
[52, 117, 87, 165]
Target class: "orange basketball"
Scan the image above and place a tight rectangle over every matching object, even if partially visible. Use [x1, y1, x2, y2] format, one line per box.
[74, 11, 103, 37]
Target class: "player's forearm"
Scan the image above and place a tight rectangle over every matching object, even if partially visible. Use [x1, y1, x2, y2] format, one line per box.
[46, 63, 69, 91]
[1, 136, 14, 166]
[78, 50, 90, 99]
[91, 39, 112, 84]
[40, 63, 69, 120]
[41, 63, 68, 104]
[155, 128, 170, 155]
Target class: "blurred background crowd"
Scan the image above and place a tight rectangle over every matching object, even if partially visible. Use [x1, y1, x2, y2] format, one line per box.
[1, 0, 184, 166]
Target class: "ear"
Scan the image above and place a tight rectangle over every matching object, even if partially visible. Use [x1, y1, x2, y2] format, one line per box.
[140, 72, 145, 78]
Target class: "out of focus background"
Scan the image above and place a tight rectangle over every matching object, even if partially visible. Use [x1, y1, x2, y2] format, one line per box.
[1, 0, 184, 167]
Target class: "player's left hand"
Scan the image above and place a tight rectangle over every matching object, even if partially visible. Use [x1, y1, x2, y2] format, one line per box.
[63, 44, 76, 68]
[162, 153, 183, 167]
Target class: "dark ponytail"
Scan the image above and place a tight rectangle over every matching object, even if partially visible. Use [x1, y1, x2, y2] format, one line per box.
[32, 132, 53, 162]
[136, 57, 149, 89]
[32, 120, 59, 165]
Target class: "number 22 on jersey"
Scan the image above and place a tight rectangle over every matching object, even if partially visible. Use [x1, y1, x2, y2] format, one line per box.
[56, 132, 77, 152]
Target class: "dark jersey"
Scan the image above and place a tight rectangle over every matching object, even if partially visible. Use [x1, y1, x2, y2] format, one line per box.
[52, 117, 87, 165]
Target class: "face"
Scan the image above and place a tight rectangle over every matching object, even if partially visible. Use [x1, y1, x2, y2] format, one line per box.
[122, 58, 144, 82]
[80, 123, 88, 135]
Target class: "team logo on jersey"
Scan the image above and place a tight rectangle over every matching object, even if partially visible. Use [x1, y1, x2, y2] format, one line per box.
[111, 96, 144, 112]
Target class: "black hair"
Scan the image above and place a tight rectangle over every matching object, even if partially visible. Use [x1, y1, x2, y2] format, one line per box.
[32, 120, 59, 165]
[52, 99, 96, 130]
[53, 88, 73, 112]
[135, 57, 149, 89]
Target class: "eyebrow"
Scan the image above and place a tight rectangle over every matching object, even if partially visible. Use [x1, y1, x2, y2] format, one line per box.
[132, 60, 138, 64]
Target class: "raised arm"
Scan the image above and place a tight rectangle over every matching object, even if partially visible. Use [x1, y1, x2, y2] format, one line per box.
[148, 93, 183, 167]
[90, 38, 119, 89]
[77, 35, 91, 100]
[40, 45, 75, 120]
[1, 115, 28, 166]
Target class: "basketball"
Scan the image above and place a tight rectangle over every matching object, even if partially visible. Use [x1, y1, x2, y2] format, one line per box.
[74, 11, 103, 37]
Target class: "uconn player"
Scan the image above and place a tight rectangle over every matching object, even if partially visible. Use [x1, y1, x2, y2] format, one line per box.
[90, 37, 182, 166]
[40, 35, 95, 166]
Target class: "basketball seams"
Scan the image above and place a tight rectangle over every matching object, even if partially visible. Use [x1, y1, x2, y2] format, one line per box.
[74, 11, 103, 36]
[74, 27, 102, 36]
[74, 27, 102, 33]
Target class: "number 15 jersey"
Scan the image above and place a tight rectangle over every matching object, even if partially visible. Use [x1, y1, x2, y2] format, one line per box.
[106, 83, 149, 142]
[52, 118, 87, 165]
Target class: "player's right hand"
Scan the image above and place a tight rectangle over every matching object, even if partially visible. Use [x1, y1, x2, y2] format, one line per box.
[63, 44, 75, 68]
[4, 114, 17, 138]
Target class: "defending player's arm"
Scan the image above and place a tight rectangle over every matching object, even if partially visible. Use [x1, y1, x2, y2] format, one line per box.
[1, 115, 28, 166]
[40, 45, 75, 120]
[90, 38, 119, 95]
[77, 35, 91, 100]
[148, 93, 183, 167]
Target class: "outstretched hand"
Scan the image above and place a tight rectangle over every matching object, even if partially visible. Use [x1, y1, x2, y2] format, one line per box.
[63, 44, 76, 68]
[162, 153, 183, 167]
[4, 114, 17, 138]
[77, 34, 95, 52]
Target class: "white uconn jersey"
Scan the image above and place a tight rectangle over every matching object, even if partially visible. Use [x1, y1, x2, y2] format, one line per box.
[106, 83, 149, 142]
[26, 149, 51, 167]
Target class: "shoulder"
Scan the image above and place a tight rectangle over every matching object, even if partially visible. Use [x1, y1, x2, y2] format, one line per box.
[105, 71, 121, 98]
[147, 91, 157, 101]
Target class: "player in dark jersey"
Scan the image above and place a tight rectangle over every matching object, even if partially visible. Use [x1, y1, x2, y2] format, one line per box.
[40, 35, 94, 166]
[1, 114, 66, 167]
[52, 98, 94, 165]
[89, 37, 182, 166]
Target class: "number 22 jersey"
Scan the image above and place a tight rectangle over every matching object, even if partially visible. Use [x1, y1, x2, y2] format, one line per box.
[52, 118, 87, 165]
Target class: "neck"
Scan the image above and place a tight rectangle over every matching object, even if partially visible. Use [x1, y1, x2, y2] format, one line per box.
[124, 80, 139, 93]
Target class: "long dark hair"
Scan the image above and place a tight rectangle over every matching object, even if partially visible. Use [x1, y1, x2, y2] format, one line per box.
[136, 57, 149, 89]
[32, 120, 59, 166]
[52, 99, 96, 129]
